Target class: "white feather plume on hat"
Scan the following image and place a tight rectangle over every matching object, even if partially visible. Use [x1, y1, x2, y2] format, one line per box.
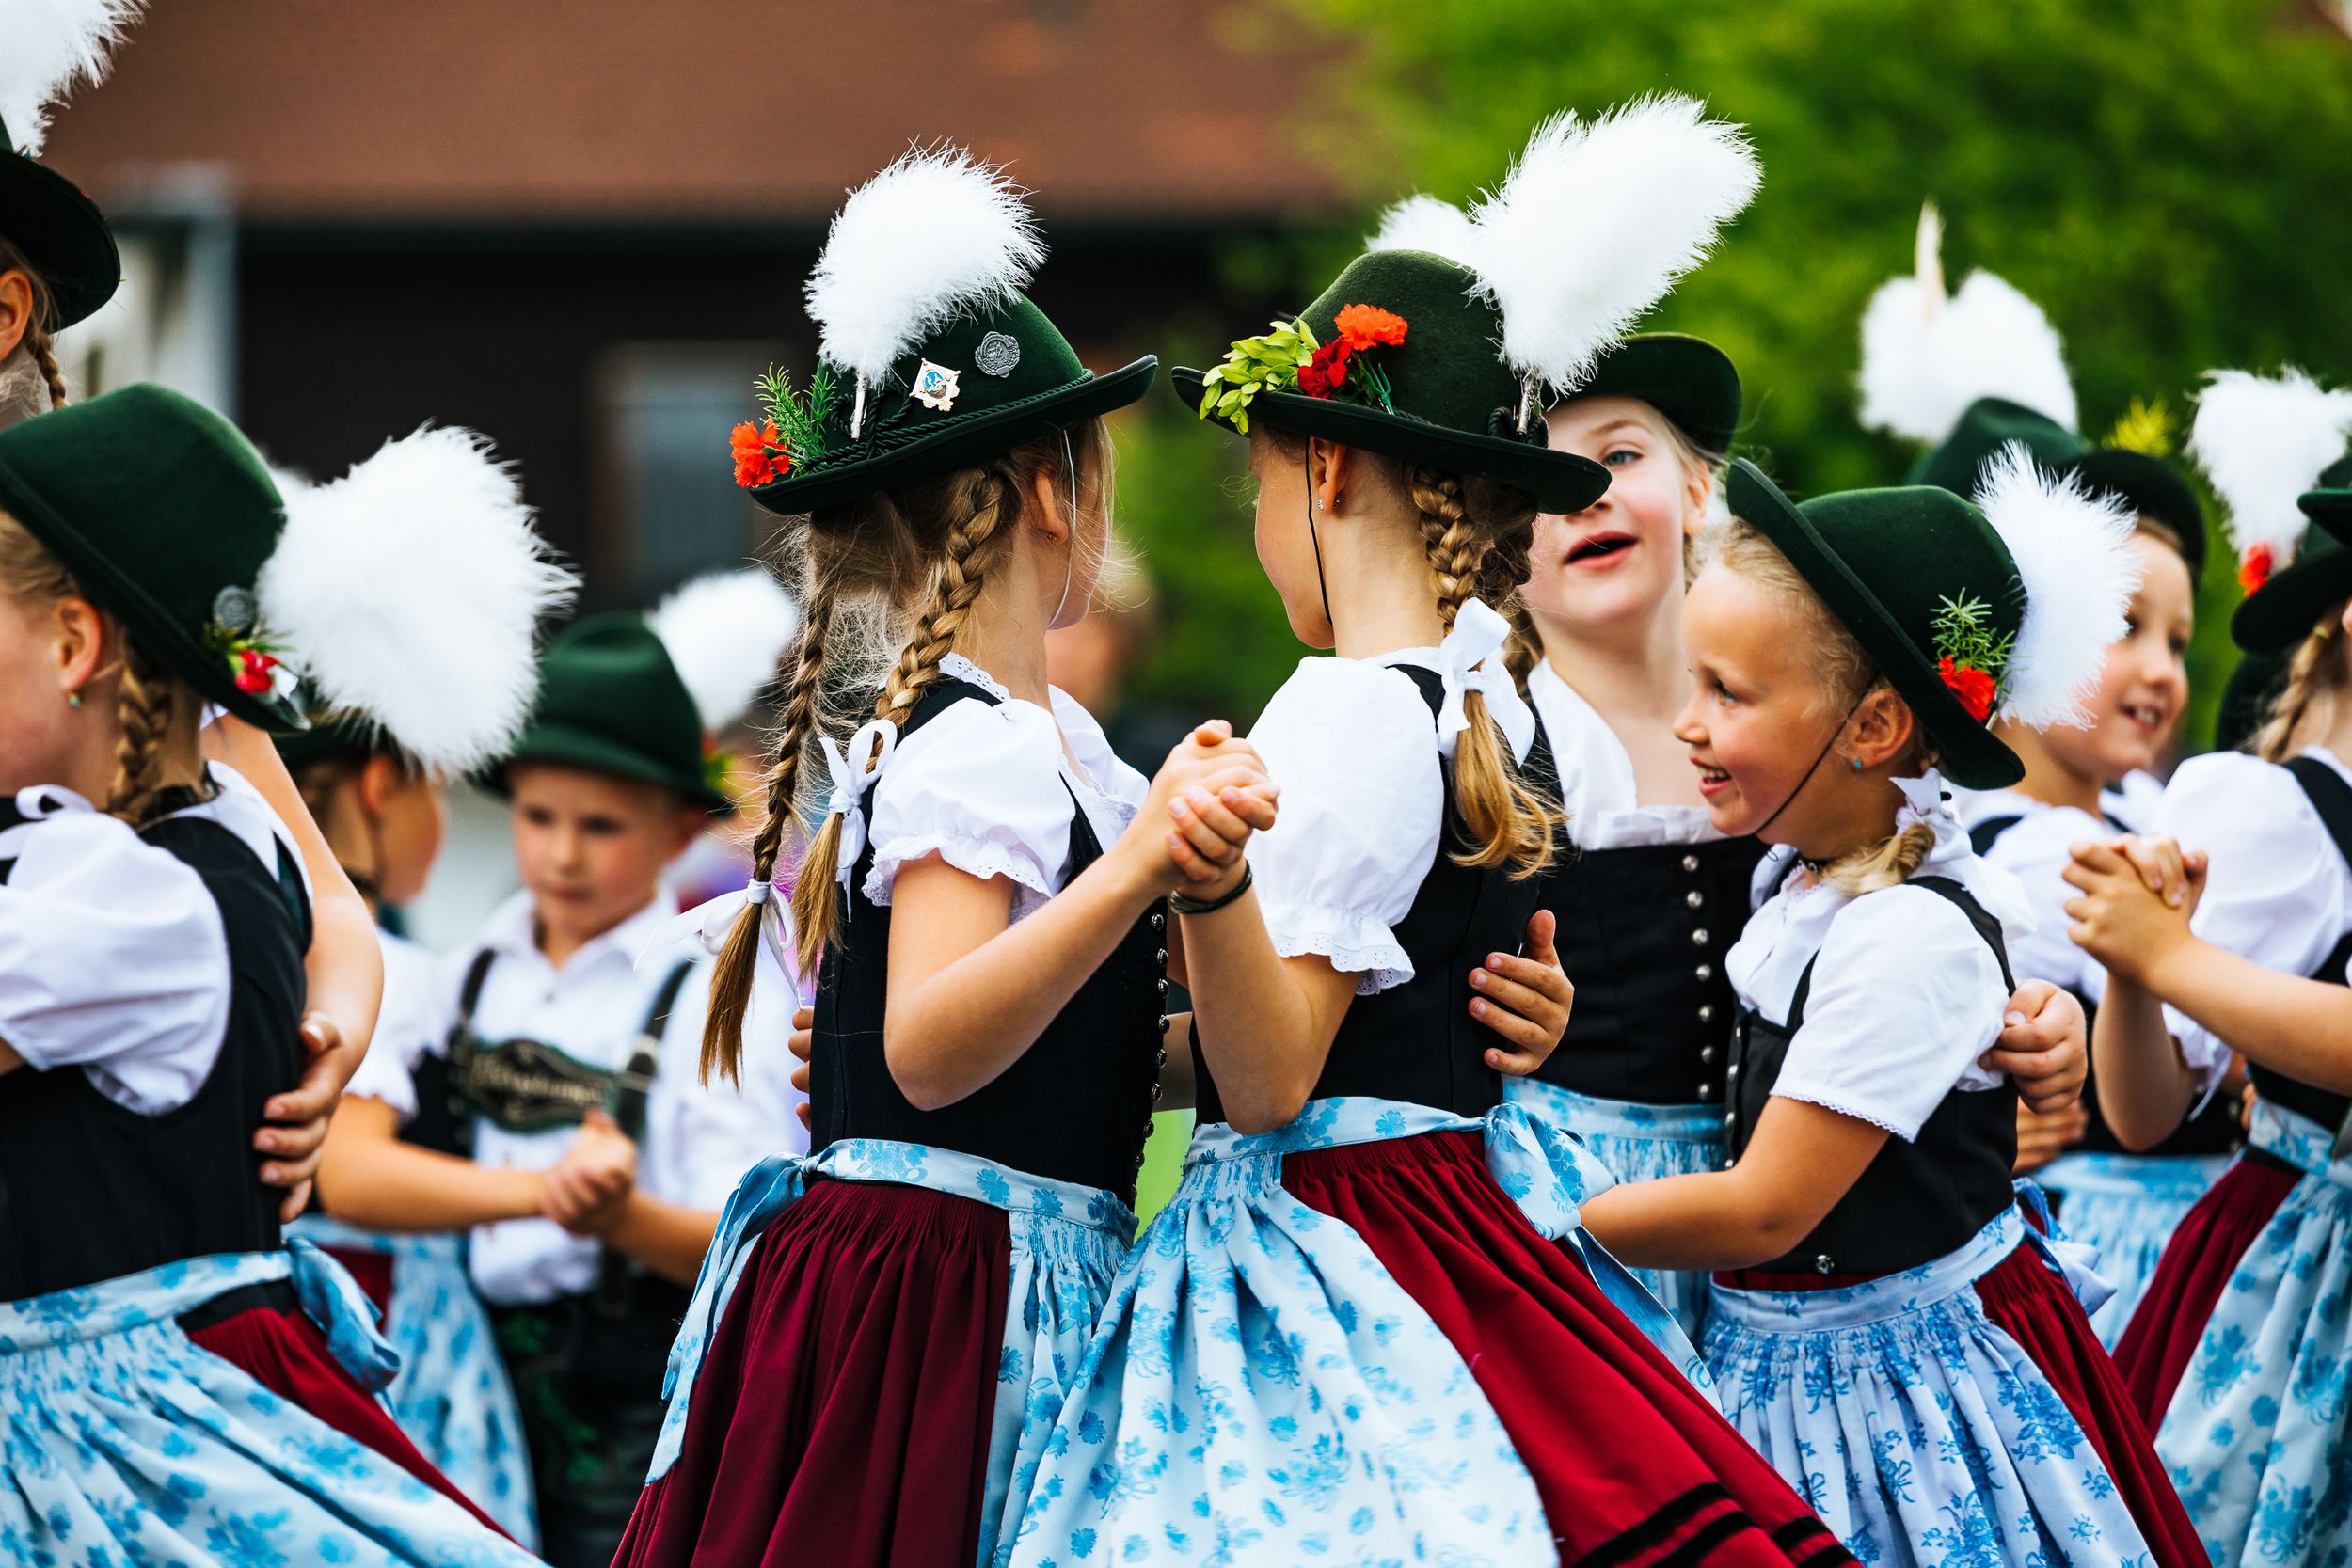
[648, 570, 799, 735]
[1366, 195, 1480, 266]
[257, 426, 578, 775]
[805, 144, 1044, 388]
[1859, 203, 2078, 444]
[0, 0, 143, 156]
[1975, 442, 2138, 729]
[1466, 95, 1760, 402]
[2187, 368, 2352, 568]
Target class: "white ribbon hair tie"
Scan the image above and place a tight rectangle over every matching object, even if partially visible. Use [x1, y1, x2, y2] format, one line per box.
[818, 718, 900, 887]
[1435, 597, 1536, 763]
[639, 877, 803, 1006]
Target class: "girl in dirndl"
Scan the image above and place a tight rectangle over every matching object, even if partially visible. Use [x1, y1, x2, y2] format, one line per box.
[612, 148, 1281, 1568]
[0, 385, 538, 1566]
[1574, 448, 2202, 1567]
[1856, 218, 2237, 1343]
[2066, 367, 2352, 1567]
[278, 424, 578, 1548]
[1009, 101, 1855, 1568]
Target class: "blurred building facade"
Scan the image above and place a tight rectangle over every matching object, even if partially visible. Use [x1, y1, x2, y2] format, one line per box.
[44, 0, 1329, 610]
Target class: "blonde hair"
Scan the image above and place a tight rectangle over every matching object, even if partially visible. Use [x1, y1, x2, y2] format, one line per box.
[702, 420, 1112, 1085]
[0, 512, 187, 822]
[1708, 516, 1938, 895]
[0, 239, 67, 410]
[2252, 600, 2351, 765]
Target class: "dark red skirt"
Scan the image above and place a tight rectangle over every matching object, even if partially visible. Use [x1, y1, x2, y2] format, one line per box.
[187, 1303, 508, 1537]
[613, 1179, 1010, 1568]
[1280, 1131, 1852, 1568]
[1970, 1243, 2203, 1568]
[2112, 1151, 2303, 1423]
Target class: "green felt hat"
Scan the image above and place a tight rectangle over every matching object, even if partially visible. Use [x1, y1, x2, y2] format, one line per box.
[274, 711, 380, 773]
[1913, 397, 2207, 580]
[1726, 461, 2027, 788]
[0, 126, 119, 329]
[499, 614, 730, 812]
[0, 383, 306, 729]
[1563, 333, 1742, 457]
[745, 291, 1154, 515]
[2232, 452, 2352, 653]
[1171, 249, 1610, 514]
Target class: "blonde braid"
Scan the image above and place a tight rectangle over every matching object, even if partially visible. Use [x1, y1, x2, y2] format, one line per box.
[873, 466, 1017, 728]
[2253, 610, 2351, 765]
[25, 319, 65, 409]
[704, 574, 838, 1085]
[105, 639, 180, 823]
[1406, 466, 1556, 875]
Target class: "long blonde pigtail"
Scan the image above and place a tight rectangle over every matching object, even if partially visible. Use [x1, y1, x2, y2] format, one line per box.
[2253, 610, 2352, 766]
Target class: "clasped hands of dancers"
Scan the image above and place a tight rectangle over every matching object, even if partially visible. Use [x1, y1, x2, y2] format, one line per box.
[4, 9, 2351, 1565]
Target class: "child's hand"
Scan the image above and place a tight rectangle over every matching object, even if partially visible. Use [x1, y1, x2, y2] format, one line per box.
[1471, 909, 1575, 1075]
[2012, 1098, 2089, 1176]
[542, 1110, 638, 1237]
[1165, 777, 1279, 890]
[257, 1011, 367, 1222]
[1118, 721, 1276, 895]
[2062, 837, 2201, 985]
[788, 1004, 814, 1132]
[1979, 979, 2086, 1114]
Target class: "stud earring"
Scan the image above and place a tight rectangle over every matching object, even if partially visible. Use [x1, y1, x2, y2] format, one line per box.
[1849, 757, 1862, 772]
[65, 690, 81, 709]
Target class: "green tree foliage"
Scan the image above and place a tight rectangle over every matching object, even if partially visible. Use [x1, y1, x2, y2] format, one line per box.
[1122, 0, 2352, 748]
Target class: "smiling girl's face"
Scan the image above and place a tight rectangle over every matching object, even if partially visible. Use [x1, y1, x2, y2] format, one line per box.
[2034, 530, 2194, 784]
[1528, 397, 1712, 634]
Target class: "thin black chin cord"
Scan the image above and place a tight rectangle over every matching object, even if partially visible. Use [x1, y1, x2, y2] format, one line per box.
[1304, 457, 1334, 637]
[1749, 694, 1865, 844]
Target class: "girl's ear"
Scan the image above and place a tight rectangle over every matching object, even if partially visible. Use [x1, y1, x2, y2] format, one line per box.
[1310, 438, 1353, 515]
[54, 596, 111, 699]
[1846, 685, 1919, 771]
[0, 271, 34, 363]
[1682, 464, 1715, 538]
[1026, 463, 1072, 545]
[357, 753, 402, 820]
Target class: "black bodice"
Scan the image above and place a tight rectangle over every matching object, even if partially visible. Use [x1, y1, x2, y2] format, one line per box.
[809, 677, 1168, 1206]
[0, 814, 309, 1301]
[2255, 758, 2352, 1138]
[1971, 811, 2244, 1161]
[1724, 875, 2021, 1277]
[1533, 832, 1763, 1106]
[1193, 666, 1549, 1125]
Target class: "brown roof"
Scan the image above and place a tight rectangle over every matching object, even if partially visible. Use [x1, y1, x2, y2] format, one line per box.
[40, 0, 1337, 224]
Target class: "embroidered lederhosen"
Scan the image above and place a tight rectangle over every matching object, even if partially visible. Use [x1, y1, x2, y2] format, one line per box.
[446, 950, 696, 1567]
[1972, 810, 2241, 1163]
[1724, 875, 2020, 1277]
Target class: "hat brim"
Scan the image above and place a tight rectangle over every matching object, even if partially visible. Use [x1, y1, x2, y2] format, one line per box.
[750, 357, 1158, 516]
[1169, 367, 1608, 515]
[1561, 335, 1741, 457]
[0, 154, 121, 329]
[2231, 489, 2352, 653]
[0, 446, 304, 731]
[1726, 460, 2023, 790]
[2059, 448, 2207, 579]
[492, 722, 731, 813]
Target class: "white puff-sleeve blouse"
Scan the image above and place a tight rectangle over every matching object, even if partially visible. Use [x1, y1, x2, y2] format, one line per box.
[860, 655, 1148, 921]
[1729, 775, 2034, 1141]
[2142, 746, 2352, 1091]
[1244, 654, 1448, 995]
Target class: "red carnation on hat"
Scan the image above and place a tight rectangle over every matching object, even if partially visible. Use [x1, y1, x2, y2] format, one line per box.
[234, 646, 280, 695]
[2238, 543, 2274, 595]
[1333, 303, 1408, 352]
[1296, 339, 1354, 400]
[731, 421, 788, 488]
[1937, 656, 1996, 722]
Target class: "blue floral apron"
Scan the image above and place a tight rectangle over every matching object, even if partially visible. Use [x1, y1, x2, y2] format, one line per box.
[0, 1242, 541, 1567]
[1503, 1075, 1726, 1339]
[999, 1095, 1699, 1568]
[1705, 1200, 2148, 1566]
[292, 1212, 538, 1549]
[2034, 1149, 2233, 1347]
[2153, 1100, 2352, 1567]
[653, 1137, 1135, 1568]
